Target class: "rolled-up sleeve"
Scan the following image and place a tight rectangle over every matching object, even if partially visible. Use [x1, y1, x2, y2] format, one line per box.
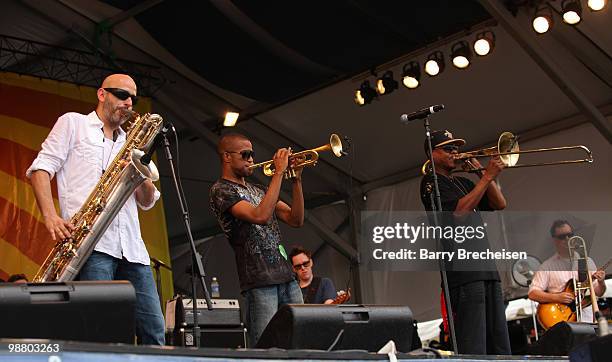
[137, 184, 160, 210]
[529, 269, 549, 292]
[26, 114, 73, 179]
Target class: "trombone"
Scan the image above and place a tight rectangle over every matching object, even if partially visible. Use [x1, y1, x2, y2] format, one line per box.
[568, 235, 607, 331]
[248, 134, 345, 179]
[421, 131, 593, 175]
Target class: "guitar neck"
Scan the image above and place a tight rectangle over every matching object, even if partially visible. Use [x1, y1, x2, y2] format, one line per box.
[599, 258, 612, 272]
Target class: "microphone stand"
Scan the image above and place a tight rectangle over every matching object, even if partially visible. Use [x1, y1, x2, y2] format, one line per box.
[158, 125, 213, 348]
[151, 256, 172, 312]
[422, 117, 459, 354]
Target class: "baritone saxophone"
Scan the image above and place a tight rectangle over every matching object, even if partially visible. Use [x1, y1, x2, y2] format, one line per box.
[34, 111, 164, 282]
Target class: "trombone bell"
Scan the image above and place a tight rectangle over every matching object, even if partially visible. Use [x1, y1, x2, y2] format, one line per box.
[497, 132, 519, 167]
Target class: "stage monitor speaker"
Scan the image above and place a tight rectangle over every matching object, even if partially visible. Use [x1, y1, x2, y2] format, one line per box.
[570, 334, 612, 362]
[0, 281, 135, 343]
[530, 322, 597, 356]
[256, 304, 415, 352]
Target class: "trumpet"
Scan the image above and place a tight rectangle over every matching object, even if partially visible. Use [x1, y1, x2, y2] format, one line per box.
[421, 131, 593, 175]
[248, 134, 345, 179]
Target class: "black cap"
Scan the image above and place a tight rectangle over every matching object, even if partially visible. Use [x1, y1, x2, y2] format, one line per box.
[424, 130, 466, 155]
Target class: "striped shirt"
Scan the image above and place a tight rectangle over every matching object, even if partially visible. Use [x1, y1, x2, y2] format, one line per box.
[529, 253, 597, 322]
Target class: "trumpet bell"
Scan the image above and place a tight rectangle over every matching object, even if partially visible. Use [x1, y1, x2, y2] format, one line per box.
[498, 132, 519, 167]
[330, 134, 343, 157]
[312, 133, 344, 157]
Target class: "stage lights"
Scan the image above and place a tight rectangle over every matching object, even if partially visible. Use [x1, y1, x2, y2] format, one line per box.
[376, 70, 398, 95]
[223, 111, 239, 127]
[533, 5, 553, 33]
[451, 40, 472, 69]
[474, 31, 495, 56]
[562, 0, 582, 24]
[588, 0, 607, 11]
[354, 80, 377, 106]
[424, 51, 445, 77]
[353, 29, 499, 106]
[402, 61, 420, 89]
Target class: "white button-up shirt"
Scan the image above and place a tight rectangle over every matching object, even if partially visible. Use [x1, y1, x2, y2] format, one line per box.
[26, 111, 160, 265]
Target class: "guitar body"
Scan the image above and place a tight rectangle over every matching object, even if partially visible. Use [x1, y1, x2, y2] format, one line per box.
[536, 279, 577, 330]
[537, 302, 577, 329]
[535, 257, 610, 329]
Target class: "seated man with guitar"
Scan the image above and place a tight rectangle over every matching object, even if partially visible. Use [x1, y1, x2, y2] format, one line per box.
[528, 220, 607, 328]
[289, 246, 349, 304]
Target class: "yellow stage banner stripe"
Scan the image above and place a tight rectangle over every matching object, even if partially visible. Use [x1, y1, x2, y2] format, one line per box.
[0, 72, 98, 104]
[0, 170, 59, 225]
[0, 237, 40, 277]
[0, 72, 152, 112]
[0, 115, 52, 151]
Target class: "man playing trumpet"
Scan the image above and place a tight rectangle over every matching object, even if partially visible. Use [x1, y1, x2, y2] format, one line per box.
[209, 133, 304, 347]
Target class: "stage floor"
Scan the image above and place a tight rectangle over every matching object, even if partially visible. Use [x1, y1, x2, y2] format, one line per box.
[0, 339, 568, 362]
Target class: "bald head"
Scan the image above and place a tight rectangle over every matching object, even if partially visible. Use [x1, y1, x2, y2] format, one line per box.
[218, 133, 250, 157]
[101, 74, 137, 95]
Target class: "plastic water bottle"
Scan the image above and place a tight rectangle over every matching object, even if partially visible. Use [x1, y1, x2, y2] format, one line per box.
[211, 277, 220, 298]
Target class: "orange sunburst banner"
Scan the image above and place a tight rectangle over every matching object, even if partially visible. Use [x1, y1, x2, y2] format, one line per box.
[0, 73, 173, 303]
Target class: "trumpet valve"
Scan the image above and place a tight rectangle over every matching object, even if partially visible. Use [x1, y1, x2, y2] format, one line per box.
[284, 168, 297, 179]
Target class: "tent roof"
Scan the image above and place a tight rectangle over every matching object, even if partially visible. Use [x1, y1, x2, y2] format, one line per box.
[102, 0, 491, 103]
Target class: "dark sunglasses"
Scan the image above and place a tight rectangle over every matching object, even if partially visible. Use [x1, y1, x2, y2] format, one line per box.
[293, 260, 312, 270]
[437, 145, 459, 153]
[554, 232, 574, 240]
[104, 88, 139, 105]
[226, 150, 254, 160]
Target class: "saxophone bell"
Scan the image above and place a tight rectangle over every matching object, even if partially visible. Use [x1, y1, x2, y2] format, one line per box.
[132, 149, 160, 182]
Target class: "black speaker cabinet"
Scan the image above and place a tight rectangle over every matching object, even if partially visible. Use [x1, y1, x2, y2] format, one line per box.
[530, 322, 597, 356]
[256, 304, 414, 352]
[0, 281, 135, 343]
[570, 334, 612, 362]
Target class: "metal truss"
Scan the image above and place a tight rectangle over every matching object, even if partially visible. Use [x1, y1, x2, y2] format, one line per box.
[0, 34, 166, 97]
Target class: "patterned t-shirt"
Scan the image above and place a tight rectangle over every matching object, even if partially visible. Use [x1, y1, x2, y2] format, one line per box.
[209, 178, 294, 291]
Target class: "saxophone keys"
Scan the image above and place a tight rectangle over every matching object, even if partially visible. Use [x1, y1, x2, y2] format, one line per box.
[95, 201, 106, 214]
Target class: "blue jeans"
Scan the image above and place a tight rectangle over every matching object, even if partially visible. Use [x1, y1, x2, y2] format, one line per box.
[244, 280, 303, 347]
[78, 251, 165, 345]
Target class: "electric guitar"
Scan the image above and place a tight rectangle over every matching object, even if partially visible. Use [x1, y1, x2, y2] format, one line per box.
[536, 258, 611, 330]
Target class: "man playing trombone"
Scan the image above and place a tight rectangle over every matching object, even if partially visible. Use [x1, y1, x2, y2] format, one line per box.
[419, 130, 510, 355]
[209, 133, 304, 347]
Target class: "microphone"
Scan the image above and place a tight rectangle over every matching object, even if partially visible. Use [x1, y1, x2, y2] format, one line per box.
[150, 256, 171, 270]
[400, 104, 445, 123]
[141, 123, 173, 165]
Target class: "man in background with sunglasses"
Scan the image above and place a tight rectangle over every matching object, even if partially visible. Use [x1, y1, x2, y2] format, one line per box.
[529, 220, 606, 323]
[27, 74, 165, 345]
[420, 130, 510, 355]
[289, 246, 337, 304]
[210, 133, 305, 347]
